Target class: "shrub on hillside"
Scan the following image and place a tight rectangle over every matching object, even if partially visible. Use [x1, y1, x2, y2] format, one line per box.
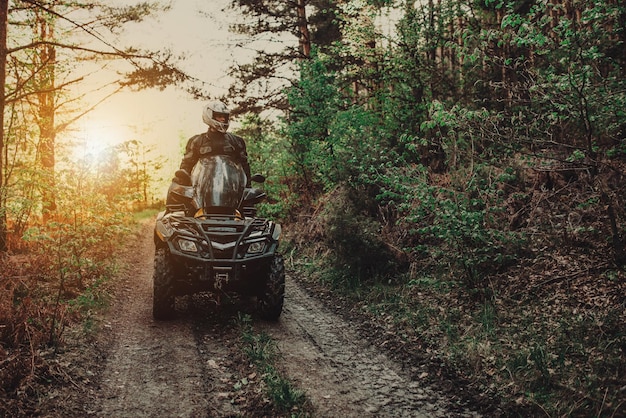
[319, 186, 397, 287]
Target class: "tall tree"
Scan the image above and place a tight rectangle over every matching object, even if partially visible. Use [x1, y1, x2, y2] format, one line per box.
[0, 0, 8, 251]
[33, 4, 57, 219]
[225, 0, 343, 113]
[0, 0, 187, 249]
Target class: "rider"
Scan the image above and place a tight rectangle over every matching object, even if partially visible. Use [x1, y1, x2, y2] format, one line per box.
[167, 101, 251, 206]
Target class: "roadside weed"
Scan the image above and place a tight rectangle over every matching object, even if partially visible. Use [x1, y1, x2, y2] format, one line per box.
[235, 314, 308, 415]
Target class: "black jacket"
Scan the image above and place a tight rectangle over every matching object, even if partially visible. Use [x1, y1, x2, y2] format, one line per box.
[180, 130, 251, 186]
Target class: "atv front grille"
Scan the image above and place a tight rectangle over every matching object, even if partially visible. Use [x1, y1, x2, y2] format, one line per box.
[168, 215, 273, 261]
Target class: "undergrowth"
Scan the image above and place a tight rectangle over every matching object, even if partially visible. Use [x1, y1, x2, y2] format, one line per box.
[283, 159, 626, 416]
[0, 210, 135, 417]
[288, 247, 626, 416]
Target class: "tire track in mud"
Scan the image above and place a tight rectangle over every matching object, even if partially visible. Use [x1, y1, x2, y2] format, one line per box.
[259, 278, 480, 418]
[89, 221, 256, 417]
[91, 221, 213, 417]
[95, 318, 209, 417]
[87, 220, 252, 417]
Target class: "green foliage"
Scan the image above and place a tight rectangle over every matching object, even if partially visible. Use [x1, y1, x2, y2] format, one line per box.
[0, 170, 139, 415]
[234, 114, 297, 221]
[376, 161, 525, 294]
[493, 0, 626, 152]
[18, 159, 136, 345]
[285, 49, 342, 191]
[67, 277, 111, 334]
[274, 0, 626, 415]
[133, 208, 160, 222]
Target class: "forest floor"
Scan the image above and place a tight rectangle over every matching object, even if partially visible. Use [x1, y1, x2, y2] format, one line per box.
[25, 219, 488, 417]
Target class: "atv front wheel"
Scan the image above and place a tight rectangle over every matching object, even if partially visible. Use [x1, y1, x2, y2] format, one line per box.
[153, 248, 176, 320]
[258, 253, 285, 321]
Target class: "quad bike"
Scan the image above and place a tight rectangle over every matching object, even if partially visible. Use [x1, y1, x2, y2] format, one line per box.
[152, 155, 284, 321]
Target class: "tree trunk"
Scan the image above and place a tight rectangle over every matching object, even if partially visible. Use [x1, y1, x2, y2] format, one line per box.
[0, 0, 8, 251]
[296, 0, 311, 58]
[36, 8, 57, 221]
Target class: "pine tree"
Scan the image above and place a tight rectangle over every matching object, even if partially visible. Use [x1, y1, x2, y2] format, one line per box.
[226, 0, 343, 113]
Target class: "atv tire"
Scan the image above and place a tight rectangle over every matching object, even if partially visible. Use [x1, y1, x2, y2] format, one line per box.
[258, 253, 285, 321]
[153, 248, 176, 320]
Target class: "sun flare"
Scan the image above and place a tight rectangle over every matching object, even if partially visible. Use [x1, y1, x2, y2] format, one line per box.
[71, 121, 127, 164]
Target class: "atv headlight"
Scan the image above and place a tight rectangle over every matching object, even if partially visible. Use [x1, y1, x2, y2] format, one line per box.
[272, 224, 282, 241]
[178, 238, 198, 253]
[247, 241, 265, 254]
[156, 220, 175, 239]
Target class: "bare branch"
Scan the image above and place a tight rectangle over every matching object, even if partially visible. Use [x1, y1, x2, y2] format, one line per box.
[7, 40, 154, 59]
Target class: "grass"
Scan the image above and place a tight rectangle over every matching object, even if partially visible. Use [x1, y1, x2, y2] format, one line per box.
[132, 207, 161, 222]
[235, 313, 309, 416]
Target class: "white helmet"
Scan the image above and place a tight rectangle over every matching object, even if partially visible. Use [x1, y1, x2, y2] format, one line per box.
[202, 101, 230, 133]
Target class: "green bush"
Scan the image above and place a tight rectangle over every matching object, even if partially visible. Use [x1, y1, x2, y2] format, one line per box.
[319, 186, 396, 287]
[384, 164, 525, 296]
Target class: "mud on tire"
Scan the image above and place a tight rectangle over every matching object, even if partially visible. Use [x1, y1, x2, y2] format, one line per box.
[153, 248, 176, 320]
[258, 253, 285, 321]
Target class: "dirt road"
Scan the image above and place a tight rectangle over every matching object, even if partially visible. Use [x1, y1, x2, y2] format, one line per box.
[42, 221, 480, 417]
